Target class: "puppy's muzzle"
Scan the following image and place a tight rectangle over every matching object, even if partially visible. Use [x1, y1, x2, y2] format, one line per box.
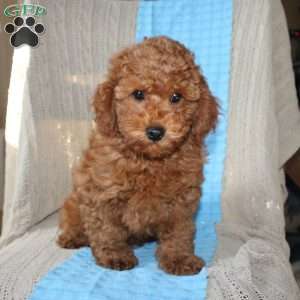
[146, 126, 165, 142]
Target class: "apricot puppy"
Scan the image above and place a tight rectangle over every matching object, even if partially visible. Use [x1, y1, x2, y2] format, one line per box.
[58, 36, 218, 275]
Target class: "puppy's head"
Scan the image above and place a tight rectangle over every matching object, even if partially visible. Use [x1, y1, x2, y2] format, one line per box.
[93, 36, 218, 159]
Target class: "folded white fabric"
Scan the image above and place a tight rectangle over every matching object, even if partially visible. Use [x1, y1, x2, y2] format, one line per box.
[0, 129, 4, 212]
[208, 0, 300, 298]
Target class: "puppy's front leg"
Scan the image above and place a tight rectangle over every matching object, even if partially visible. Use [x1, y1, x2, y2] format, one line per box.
[80, 202, 138, 271]
[156, 219, 204, 275]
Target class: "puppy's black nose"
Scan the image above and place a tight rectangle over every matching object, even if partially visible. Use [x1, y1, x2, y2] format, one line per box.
[146, 126, 165, 142]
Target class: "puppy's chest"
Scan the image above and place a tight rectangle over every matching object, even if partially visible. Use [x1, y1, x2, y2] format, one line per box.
[92, 153, 202, 231]
[128, 162, 185, 197]
[119, 161, 199, 231]
[113, 155, 202, 201]
[122, 168, 179, 232]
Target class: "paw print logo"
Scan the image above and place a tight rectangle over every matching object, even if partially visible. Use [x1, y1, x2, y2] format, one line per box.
[4, 16, 45, 48]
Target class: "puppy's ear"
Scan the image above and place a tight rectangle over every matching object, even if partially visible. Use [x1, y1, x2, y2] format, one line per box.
[93, 80, 117, 137]
[192, 82, 219, 143]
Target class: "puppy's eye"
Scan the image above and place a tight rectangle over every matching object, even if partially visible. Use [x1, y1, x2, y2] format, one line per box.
[170, 93, 182, 104]
[132, 90, 145, 101]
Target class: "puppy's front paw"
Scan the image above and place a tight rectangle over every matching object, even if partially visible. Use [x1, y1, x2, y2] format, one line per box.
[159, 254, 204, 275]
[94, 249, 138, 271]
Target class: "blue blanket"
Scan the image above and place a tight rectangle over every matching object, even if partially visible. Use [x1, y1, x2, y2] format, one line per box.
[29, 0, 232, 299]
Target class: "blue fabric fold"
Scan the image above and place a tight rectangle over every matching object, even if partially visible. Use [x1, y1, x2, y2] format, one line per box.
[29, 0, 232, 299]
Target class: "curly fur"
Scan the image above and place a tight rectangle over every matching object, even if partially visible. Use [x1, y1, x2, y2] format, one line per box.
[57, 36, 218, 275]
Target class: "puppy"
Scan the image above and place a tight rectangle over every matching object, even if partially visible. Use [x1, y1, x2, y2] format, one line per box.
[57, 36, 218, 275]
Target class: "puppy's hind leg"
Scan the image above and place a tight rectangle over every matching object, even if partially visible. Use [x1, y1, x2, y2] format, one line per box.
[57, 193, 89, 249]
